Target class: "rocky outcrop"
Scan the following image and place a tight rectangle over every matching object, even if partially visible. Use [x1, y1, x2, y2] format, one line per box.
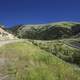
[0, 27, 17, 40]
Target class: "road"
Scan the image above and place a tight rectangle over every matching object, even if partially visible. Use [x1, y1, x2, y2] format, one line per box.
[0, 39, 23, 47]
[0, 39, 22, 80]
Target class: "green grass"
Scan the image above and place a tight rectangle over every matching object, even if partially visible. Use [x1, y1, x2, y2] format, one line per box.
[31, 39, 80, 64]
[0, 41, 80, 80]
[49, 21, 80, 28]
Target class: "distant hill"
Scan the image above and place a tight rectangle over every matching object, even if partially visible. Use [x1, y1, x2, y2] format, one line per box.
[11, 22, 80, 40]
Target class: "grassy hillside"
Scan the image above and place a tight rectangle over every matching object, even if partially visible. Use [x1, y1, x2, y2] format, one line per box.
[49, 22, 79, 28]
[0, 41, 80, 80]
[11, 22, 80, 40]
[31, 38, 80, 65]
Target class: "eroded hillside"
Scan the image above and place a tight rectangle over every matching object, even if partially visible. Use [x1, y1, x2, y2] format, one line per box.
[0, 26, 17, 40]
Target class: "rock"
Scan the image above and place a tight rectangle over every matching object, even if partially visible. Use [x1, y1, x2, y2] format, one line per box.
[0, 27, 17, 40]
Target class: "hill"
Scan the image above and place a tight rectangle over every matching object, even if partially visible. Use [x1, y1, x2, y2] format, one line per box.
[0, 41, 80, 80]
[0, 22, 80, 80]
[31, 38, 80, 66]
[0, 26, 17, 40]
[11, 22, 80, 40]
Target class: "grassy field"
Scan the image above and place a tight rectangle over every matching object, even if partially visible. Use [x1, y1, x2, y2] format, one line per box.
[0, 41, 80, 80]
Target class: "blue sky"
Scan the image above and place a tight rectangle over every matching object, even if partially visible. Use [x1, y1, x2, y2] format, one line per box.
[0, 0, 80, 27]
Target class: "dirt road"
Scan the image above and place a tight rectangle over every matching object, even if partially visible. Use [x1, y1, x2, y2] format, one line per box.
[0, 39, 23, 47]
[0, 39, 22, 80]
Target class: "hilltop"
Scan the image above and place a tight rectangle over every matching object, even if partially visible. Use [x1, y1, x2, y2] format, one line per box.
[11, 21, 80, 40]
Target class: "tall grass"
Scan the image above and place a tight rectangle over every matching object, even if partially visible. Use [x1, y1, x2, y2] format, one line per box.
[0, 41, 80, 80]
[31, 40, 80, 65]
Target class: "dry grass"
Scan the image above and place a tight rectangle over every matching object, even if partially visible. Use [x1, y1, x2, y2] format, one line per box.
[0, 41, 80, 80]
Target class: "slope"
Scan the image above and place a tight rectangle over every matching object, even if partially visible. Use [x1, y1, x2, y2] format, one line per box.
[11, 22, 80, 40]
[0, 26, 17, 40]
[31, 38, 80, 65]
[0, 41, 80, 80]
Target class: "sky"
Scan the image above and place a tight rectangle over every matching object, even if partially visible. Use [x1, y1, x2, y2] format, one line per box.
[0, 0, 80, 27]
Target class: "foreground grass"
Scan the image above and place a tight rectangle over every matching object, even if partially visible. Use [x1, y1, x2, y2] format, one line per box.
[0, 41, 80, 80]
